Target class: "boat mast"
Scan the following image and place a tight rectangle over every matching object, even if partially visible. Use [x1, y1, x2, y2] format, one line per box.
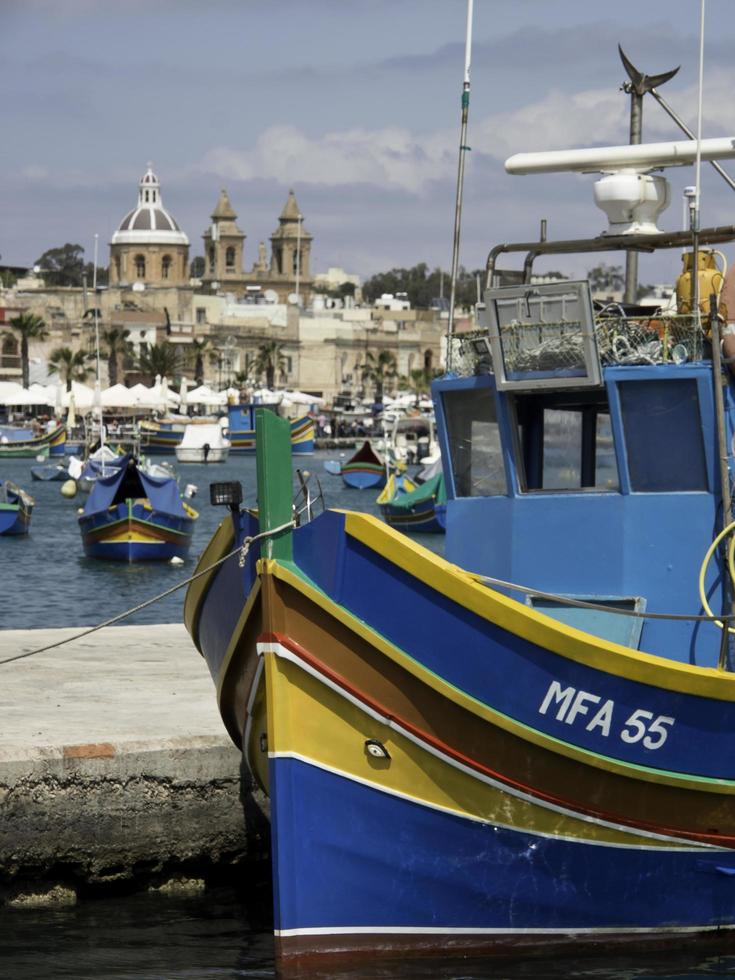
[92, 233, 106, 472]
[446, 0, 474, 372]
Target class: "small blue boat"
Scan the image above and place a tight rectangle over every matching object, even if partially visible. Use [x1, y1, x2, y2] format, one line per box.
[0, 481, 34, 535]
[79, 456, 197, 562]
[30, 462, 68, 482]
[340, 440, 386, 489]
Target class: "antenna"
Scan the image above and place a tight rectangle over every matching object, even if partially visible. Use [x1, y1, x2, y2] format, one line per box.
[618, 45, 679, 302]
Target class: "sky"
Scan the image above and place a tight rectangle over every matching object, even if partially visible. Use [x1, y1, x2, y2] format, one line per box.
[2, 0, 735, 286]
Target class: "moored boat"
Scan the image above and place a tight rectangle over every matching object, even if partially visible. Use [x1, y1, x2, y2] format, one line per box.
[340, 439, 387, 489]
[0, 480, 34, 535]
[226, 403, 314, 455]
[377, 469, 446, 533]
[139, 418, 186, 454]
[185, 117, 735, 966]
[79, 455, 197, 561]
[30, 461, 69, 482]
[0, 424, 66, 459]
[175, 423, 230, 464]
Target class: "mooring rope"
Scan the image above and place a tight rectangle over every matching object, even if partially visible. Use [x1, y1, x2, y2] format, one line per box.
[472, 572, 735, 622]
[0, 520, 295, 668]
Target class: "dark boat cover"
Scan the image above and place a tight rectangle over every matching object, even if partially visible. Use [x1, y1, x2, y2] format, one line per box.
[82, 456, 185, 516]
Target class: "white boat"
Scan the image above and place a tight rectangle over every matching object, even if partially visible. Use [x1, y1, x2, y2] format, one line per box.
[175, 423, 230, 464]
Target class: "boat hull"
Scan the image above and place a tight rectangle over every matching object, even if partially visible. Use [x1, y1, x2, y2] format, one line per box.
[0, 424, 66, 459]
[139, 423, 183, 454]
[380, 499, 446, 533]
[175, 447, 229, 463]
[30, 463, 68, 482]
[228, 415, 314, 455]
[0, 502, 32, 535]
[341, 464, 386, 489]
[186, 504, 735, 964]
[79, 500, 195, 561]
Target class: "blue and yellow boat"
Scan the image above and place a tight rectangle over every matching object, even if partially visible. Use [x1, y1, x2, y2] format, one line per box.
[226, 403, 314, 455]
[139, 418, 186, 454]
[79, 456, 197, 561]
[0, 481, 34, 535]
[184, 134, 735, 967]
[0, 424, 66, 459]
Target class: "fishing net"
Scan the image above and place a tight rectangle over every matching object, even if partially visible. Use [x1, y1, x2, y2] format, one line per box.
[451, 313, 705, 378]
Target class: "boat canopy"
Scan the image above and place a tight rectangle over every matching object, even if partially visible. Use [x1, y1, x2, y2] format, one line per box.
[178, 423, 229, 450]
[386, 472, 446, 511]
[83, 456, 186, 516]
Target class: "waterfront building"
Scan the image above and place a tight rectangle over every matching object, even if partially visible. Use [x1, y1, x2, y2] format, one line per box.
[0, 168, 447, 397]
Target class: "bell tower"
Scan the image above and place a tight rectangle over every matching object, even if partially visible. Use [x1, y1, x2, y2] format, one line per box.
[270, 190, 312, 298]
[202, 189, 245, 288]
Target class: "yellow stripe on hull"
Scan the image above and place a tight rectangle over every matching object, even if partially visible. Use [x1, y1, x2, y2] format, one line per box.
[342, 512, 735, 702]
[258, 646, 705, 850]
[263, 560, 735, 795]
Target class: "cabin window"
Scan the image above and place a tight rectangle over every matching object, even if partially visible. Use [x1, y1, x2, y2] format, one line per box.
[618, 379, 707, 492]
[514, 392, 618, 492]
[442, 387, 506, 497]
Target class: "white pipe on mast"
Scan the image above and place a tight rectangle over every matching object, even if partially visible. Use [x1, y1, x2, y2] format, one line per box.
[446, 0, 474, 372]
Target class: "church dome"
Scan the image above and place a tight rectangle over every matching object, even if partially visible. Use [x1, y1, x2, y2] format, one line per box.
[111, 166, 189, 247]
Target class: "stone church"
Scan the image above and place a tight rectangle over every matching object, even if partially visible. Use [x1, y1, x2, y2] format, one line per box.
[108, 166, 190, 287]
[107, 167, 313, 305]
[201, 188, 313, 304]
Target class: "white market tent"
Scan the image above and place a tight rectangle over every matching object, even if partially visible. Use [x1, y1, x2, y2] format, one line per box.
[0, 382, 28, 405]
[187, 384, 225, 407]
[101, 384, 138, 408]
[59, 382, 95, 410]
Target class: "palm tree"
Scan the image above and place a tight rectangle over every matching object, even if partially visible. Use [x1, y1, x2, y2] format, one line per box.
[190, 337, 213, 385]
[137, 342, 181, 385]
[254, 341, 286, 390]
[361, 349, 398, 402]
[8, 313, 47, 388]
[408, 366, 440, 406]
[49, 346, 92, 391]
[102, 327, 132, 387]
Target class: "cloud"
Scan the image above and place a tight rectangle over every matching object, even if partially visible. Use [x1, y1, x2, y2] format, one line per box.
[201, 125, 456, 193]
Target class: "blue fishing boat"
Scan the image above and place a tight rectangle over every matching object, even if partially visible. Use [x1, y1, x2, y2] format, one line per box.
[30, 461, 69, 482]
[182, 39, 735, 968]
[340, 439, 386, 489]
[79, 456, 197, 561]
[138, 418, 186, 454]
[0, 481, 34, 535]
[226, 403, 314, 455]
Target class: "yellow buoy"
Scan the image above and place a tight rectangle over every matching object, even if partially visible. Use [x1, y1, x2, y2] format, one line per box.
[60, 479, 77, 498]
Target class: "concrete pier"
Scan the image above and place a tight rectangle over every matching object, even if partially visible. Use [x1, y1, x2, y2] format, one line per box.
[0, 625, 257, 904]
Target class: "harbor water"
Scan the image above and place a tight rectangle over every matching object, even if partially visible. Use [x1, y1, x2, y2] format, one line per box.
[0, 449, 422, 629]
[2, 449, 735, 978]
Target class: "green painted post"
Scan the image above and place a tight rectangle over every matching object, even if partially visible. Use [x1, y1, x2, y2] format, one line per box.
[255, 408, 293, 561]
